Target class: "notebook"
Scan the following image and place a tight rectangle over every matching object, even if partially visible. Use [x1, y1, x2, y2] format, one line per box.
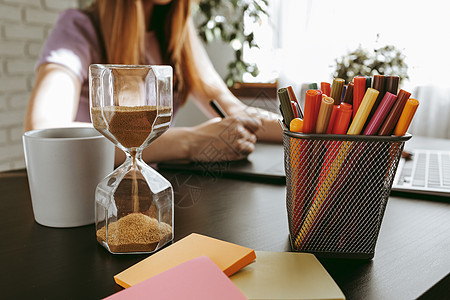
[230, 251, 345, 300]
[392, 149, 450, 197]
[157, 143, 285, 183]
[105, 256, 247, 300]
[114, 233, 256, 288]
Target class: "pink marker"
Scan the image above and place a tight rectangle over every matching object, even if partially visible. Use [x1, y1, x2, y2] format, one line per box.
[363, 92, 397, 135]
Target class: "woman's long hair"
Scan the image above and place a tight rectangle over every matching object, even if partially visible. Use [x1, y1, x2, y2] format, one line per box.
[91, 0, 208, 105]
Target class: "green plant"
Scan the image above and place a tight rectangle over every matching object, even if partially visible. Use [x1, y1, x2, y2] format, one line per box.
[194, 0, 269, 87]
[333, 44, 409, 85]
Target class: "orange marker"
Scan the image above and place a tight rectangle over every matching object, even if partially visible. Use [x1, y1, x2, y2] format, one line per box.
[332, 103, 353, 134]
[303, 90, 320, 133]
[290, 118, 303, 132]
[394, 98, 419, 136]
[313, 91, 323, 124]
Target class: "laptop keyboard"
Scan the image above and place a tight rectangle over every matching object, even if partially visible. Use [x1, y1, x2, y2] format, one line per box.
[396, 150, 450, 189]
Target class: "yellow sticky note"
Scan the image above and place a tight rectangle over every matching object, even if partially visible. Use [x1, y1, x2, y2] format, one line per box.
[231, 251, 345, 300]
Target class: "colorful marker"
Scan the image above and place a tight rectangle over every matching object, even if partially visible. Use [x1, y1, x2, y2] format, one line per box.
[342, 82, 354, 106]
[321, 82, 331, 97]
[364, 75, 372, 91]
[290, 118, 304, 133]
[309, 82, 318, 89]
[347, 88, 379, 135]
[353, 76, 366, 119]
[331, 103, 353, 134]
[394, 98, 419, 136]
[287, 86, 303, 119]
[385, 75, 400, 95]
[378, 89, 411, 136]
[313, 91, 323, 127]
[278, 88, 295, 127]
[330, 78, 345, 105]
[291, 101, 299, 118]
[315, 96, 334, 133]
[363, 92, 397, 135]
[303, 89, 321, 133]
[326, 105, 339, 134]
[366, 75, 387, 125]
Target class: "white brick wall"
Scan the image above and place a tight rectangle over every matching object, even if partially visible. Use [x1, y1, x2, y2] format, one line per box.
[0, 0, 79, 172]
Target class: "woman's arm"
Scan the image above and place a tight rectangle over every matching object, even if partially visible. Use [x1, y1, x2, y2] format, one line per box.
[24, 63, 90, 131]
[186, 20, 283, 143]
[115, 116, 259, 165]
[26, 63, 259, 167]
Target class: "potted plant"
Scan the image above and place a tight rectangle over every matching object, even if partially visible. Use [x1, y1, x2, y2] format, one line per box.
[332, 44, 409, 85]
[194, 0, 269, 87]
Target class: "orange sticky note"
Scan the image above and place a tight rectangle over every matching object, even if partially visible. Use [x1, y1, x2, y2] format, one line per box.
[114, 233, 256, 288]
[106, 256, 247, 300]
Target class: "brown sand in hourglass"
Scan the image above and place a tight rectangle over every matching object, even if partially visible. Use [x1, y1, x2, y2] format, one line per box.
[96, 213, 173, 253]
[92, 106, 172, 252]
[91, 105, 171, 149]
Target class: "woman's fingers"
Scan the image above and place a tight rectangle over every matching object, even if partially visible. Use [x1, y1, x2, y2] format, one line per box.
[234, 115, 262, 133]
[189, 117, 259, 162]
[220, 118, 258, 155]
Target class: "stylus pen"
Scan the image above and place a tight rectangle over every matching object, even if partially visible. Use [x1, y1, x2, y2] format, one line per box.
[209, 99, 228, 118]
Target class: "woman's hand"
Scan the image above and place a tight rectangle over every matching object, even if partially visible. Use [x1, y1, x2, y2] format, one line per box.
[186, 116, 262, 162]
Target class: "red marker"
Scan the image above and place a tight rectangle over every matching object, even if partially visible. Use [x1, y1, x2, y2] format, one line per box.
[353, 76, 366, 119]
[378, 89, 411, 136]
[320, 82, 331, 97]
[326, 105, 339, 134]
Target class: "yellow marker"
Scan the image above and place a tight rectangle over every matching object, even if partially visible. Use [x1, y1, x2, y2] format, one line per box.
[347, 88, 379, 135]
[394, 98, 419, 136]
[290, 118, 303, 132]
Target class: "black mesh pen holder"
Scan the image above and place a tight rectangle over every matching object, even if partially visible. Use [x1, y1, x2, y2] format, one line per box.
[283, 131, 411, 259]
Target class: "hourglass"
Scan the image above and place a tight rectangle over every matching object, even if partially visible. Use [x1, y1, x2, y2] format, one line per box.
[89, 64, 174, 254]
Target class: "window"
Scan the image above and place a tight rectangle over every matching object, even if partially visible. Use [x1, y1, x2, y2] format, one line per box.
[244, 0, 450, 90]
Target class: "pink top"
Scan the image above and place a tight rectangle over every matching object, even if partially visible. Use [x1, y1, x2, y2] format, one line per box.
[37, 9, 179, 122]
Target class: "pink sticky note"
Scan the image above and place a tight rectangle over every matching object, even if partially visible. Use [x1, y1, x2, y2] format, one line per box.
[104, 256, 247, 300]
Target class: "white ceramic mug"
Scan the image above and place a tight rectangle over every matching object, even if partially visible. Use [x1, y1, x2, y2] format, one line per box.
[23, 127, 115, 228]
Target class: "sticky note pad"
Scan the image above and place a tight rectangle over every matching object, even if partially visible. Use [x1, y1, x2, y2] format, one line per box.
[114, 233, 256, 288]
[231, 251, 345, 300]
[105, 256, 247, 300]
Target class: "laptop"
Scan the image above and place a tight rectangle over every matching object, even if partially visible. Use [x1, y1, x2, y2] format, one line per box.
[391, 149, 450, 197]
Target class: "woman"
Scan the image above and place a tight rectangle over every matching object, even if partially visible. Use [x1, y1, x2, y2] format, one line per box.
[24, 0, 282, 165]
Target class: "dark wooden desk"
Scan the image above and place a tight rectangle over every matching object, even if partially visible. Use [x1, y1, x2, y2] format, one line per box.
[1, 136, 449, 299]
